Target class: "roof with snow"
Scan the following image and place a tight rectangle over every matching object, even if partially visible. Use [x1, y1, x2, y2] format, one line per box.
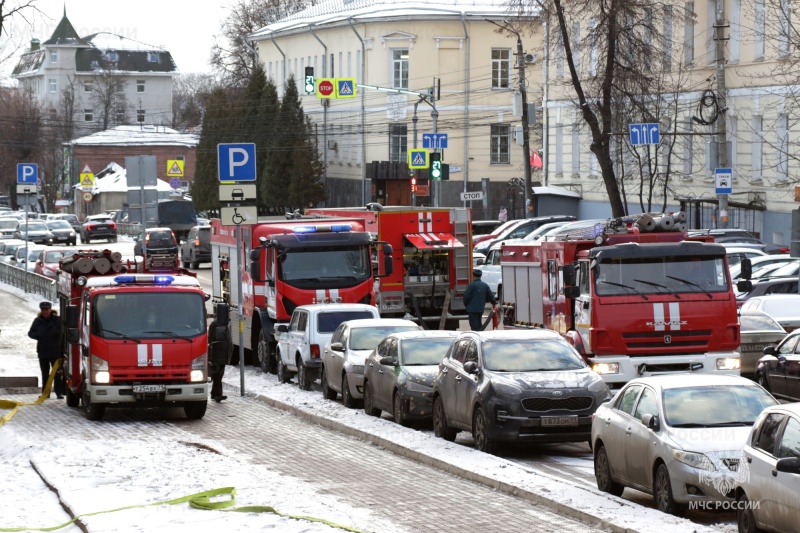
[75, 48, 177, 74]
[532, 186, 582, 199]
[43, 9, 87, 46]
[251, 0, 519, 37]
[70, 125, 198, 148]
[89, 162, 174, 194]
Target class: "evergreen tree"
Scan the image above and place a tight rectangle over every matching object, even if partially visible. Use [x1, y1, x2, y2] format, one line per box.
[255, 77, 279, 211]
[288, 116, 326, 208]
[192, 88, 232, 213]
[262, 75, 304, 212]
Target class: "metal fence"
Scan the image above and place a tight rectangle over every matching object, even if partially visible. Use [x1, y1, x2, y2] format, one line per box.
[0, 262, 57, 302]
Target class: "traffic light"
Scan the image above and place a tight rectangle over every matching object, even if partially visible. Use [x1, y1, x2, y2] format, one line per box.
[430, 152, 442, 180]
[410, 176, 417, 193]
[441, 163, 450, 181]
[304, 67, 315, 94]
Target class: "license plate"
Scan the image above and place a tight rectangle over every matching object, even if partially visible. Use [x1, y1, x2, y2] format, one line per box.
[740, 344, 767, 352]
[133, 384, 165, 393]
[541, 416, 579, 427]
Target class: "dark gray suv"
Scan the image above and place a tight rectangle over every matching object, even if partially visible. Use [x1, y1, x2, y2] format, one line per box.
[180, 225, 211, 269]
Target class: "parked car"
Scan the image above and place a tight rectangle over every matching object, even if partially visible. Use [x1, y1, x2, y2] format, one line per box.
[472, 219, 519, 247]
[432, 329, 611, 453]
[13, 221, 54, 245]
[725, 247, 767, 269]
[591, 374, 777, 516]
[0, 218, 19, 240]
[735, 403, 800, 533]
[16, 244, 46, 272]
[180, 225, 211, 269]
[736, 277, 798, 306]
[755, 328, 800, 401]
[274, 303, 380, 387]
[80, 214, 117, 243]
[689, 229, 788, 255]
[471, 220, 503, 239]
[738, 309, 786, 380]
[321, 318, 421, 407]
[741, 295, 800, 332]
[45, 219, 77, 246]
[34, 247, 72, 278]
[133, 227, 178, 256]
[363, 330, 459, 426]
[50, 213, 81, 233]
[473, 216, 577, 256]
[0, 239, 26, 264]
[729, 254, 795, 281]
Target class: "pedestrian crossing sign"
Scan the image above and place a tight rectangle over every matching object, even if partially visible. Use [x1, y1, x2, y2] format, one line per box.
[408, 148, 429, 169]
[79, 172, 94, 187]
[336, 78, 356, 98]
[166, 159, 185, 177]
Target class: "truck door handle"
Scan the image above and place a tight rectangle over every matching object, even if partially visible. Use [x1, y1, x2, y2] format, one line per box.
[747, 457, 752, 463]
[377, 369, 384, 374]
[442, 368, 448, 374]
[605, 417, 611, 425]
[455, 375, 462, 382]
[368, 362, 374, 367]
[625, 426, 632, 436]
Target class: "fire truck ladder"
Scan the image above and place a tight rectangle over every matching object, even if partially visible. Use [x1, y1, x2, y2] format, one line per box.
[452, 209, 471, 293]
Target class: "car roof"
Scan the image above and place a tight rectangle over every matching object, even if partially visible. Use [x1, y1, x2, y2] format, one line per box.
[724, 247, 767, 255]
[391, 330, 460, 340]
[85, 214, 112, 220]
[296, 303, 379, 313]
[747, 294, 800, 302]
[625, 373, 760, 390]
[455, 329, 563, 341]
[342, 318, 419, 328]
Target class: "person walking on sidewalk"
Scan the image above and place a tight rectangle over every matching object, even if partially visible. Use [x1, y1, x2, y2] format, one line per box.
[28, 301, 65, 399]
[463, 270, 497, 331]
[208, 318, 228, 402]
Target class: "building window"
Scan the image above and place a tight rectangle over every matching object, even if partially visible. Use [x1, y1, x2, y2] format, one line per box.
[392, 49, 408, 89]
[137, 80, 145, 93]
[779, 0, 791, 56]
[48, 109, 57, 121]
[148, 52, 158, 62]
[571, 21, 581, 72]
[49, 78, 57, 92]
[115, 107, 125, 123]
[137, 109, 145, 123]
[555, 124, 564, 174]
[115, 81, 124, 93]
[389, 123, 407, 162]
[84, 81, 94, 93]
[663, 6, 673, 70]
[752, 115, 763, 180]
[490, 124, 511, 164]
[556, 32, 565, 78]
[491, 49, 511, 88]
[571, 121, 581, 174]
[49, 50, 57, 63]
[778, 114, 789, 181]
[683, 119, 693, 175]
[730, 0, 741, 62]
[684, 2, 695, 65]
[755, 0, 765, 59]
[589, 18, 599, 76]
[84, 109, 94, 122]
[103, 51, 118, 62]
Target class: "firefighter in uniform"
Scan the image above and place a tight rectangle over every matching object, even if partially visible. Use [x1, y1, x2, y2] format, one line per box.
[463, 270, 497, 331]
[208, 318, 228, 402]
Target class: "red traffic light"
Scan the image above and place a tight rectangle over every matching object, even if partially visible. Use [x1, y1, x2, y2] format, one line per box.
[410, 177, 417, 192]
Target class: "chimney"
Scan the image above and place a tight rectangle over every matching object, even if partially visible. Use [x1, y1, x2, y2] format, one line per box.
[30, 39, 40, 51]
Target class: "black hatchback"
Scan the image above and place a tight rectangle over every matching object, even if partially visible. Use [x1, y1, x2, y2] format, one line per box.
[134, 227, 179, 256]
[180, 225, 211, 269]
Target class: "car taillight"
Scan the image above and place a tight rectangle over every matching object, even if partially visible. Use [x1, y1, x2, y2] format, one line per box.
[194, 238, 201, 246]
[110, 222, 116, 230]
[310, 345, 320, 358]
[87, 224, 95, 230]
[780, 247, 790, 253]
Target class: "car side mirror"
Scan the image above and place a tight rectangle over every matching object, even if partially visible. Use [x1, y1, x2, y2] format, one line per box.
[763, 345, 777, 356]
[562, 264, 576, 286]
[463, 361, 479, 374]
[379, 356, 397, 366]
[276, 324, 288, 333]
[564, 286, 580, 299]
[330, 342, 344, 352]
[214, 303, 229, 327]
[776, 457, 800, 475]
[66, 305, 79, 328]
[216, 326, 229, 343]
[737, 280, 753, 293]
[740, 258, 752, 280]
[67, 328, 79, 344]
[476, 258, 485, 266]
[641, 414, 660, 431]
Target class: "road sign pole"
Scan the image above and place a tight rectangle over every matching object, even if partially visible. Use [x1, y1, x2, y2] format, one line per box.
[24, 200, 28, 293]
[237, 224, 245, 396]
[431, 77, 439, 208]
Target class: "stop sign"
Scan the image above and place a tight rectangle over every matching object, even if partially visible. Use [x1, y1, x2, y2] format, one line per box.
[318, 80, 334, 97]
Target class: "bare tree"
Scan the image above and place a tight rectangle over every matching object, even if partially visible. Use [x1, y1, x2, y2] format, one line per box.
[88, 59, 129, 130]
[210, 0, 313, 87]
[172, 72, 219, 130]
[0, 0, 38, 84]
[0, 85, 42, 207]
[509, 0, 695, 217]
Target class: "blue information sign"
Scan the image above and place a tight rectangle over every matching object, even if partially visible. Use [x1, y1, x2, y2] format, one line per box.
[628, 123, 660, 146]
[17, 163, 38, 184]
[218, 143, 257, 182]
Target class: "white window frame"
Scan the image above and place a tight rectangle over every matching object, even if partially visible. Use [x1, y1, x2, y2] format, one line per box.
[684, 2, 695, 65]
[49, 50, 58, 63]
[391, 49, 408, 89]
[137, 109, 145, 123]
[751, 115, 763, 181]
[779, 0, 791, 57]
[754, 0, 765, 60]
[137, 80, 145, 93]
[49, 78, 57, 93]
[490, 124, 511, 164]
[589, 18, 599, 77]
[663, 6, 673, 71]
[389, 123, 407, 162]
[571, 121, 581, 174]
[683, 119, 693, 175]
[706, 0, 717, 65]
[84, 109, 94, 122]
[571, 21, 580, 72]
[492, 48, 511, 88]
[555, 124, 564, 174]
[84, 81, 93, 93]
[148, 52, 158, 63]
[556, 32, 565, 78]
[730, 0, 741, 62]
[778, 114, 789, 181]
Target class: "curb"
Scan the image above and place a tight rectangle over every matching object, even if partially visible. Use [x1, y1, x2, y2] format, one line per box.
[226, 383, 636, 533]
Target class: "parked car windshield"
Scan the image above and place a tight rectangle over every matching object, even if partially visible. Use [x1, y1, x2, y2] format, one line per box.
[663, 385, 777, 427]
[740, 313, 785, 332]
[44, 250, 70, 263]
[317, 311, 375, 333]
[401, 338, 457, 365]
[350, 326, 419, 350]
[46, 220, 72, 230]
[595, 256, 729, 295]
[92, 292, 206, 339]
[482, 339, 586, 371]
[18, 222, 47, 232]
[0, 219, 17, 229]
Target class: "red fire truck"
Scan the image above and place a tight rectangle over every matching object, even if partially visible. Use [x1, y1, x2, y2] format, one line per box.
[500, 214, 741, 387]
[210, 218, 393, 373]
[306, 206, 473, 329]
[58, 251, 227, 420]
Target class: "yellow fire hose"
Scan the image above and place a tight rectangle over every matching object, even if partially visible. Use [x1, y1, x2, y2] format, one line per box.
[0, 359, 63, 429]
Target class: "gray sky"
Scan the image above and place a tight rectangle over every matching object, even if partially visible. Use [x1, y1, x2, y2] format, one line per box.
[4, 0, 229, 78]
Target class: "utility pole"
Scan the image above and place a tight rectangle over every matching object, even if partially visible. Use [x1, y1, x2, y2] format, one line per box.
[431, 77, 439, 208]
[516, 35, 533, 219]
[715, 4, 729, 229]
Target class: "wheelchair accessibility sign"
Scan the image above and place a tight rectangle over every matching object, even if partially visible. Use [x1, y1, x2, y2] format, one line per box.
[408, 149, 429, 169]
[336, 78, 356, 98]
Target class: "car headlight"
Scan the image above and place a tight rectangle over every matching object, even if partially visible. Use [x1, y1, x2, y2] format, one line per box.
[91, 354, 110, 384]
[588, 377, 609, 393]
[70, 231, 75, 237]
[592, 362, 620, 375]
[406, 380, 433, 393]
[672, 449, 712, 469]
[190, 353, 207, 382]
[493, 381, 522, 396]
[716, 357, 740, 370]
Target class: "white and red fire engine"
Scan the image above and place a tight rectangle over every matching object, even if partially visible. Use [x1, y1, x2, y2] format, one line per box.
[210, 218, 393, 373]
[500, 213, 741, 386]
[58, 250, 227, 420]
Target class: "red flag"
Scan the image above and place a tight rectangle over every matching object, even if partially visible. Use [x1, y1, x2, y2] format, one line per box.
[530, 150, 543, 169]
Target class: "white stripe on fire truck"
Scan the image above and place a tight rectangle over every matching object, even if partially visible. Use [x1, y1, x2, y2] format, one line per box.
[669, 302, 681, 331]
[329, 289, 340, 302]
[418, 212, 432, 233]
[138, 344, 148, 367]
[152, 344, 162, 366]
[652, 303, 665, 332]
[316, 290, 326, 302]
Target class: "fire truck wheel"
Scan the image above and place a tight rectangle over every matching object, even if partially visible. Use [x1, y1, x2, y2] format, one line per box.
[184, 400, 207, 420]
[321, 366, 337, 400]
[342, 375, 358, 409]
[65, 387, 80, 408]
[297, 358, 313, 391]
[257, 331, 272, 374]
[82, 384, 105, 421]
[277, 353, 293, 384]
[433, 396, 457, 442]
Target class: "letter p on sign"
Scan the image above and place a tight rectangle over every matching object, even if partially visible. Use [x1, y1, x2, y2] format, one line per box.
[217, 143, 257, 182]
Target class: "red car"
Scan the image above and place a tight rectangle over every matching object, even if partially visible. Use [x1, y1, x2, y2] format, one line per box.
[34, 247, 72, 278]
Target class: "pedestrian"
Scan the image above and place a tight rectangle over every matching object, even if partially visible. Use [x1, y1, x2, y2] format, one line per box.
[463, 269, 497, 331]
[27, 301, 65, 399]
[208, 318, 228, 402]
[498, 206, 508, 222]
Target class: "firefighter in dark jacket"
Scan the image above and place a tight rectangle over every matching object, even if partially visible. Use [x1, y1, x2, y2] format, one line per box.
[28, 301, 65, 399]
[208, 318, 228, 402]
[463, 270, 497, 331]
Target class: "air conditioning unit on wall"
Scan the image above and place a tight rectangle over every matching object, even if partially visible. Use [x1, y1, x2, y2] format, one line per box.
[524, 53, 537, 64]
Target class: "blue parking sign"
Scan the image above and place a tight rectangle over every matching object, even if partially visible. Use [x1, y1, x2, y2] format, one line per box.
[17, 163, 38, 184]
[218, 143, 257, 182]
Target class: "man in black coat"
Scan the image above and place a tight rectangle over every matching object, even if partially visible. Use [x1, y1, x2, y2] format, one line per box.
[208, 319, 228, 402]
[463, 270, 497, 331]
[28, 301, 65, 399]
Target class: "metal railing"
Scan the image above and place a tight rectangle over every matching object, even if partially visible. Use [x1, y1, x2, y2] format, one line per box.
[0, 262, 57, 302]
[116, 223, 142, 237]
